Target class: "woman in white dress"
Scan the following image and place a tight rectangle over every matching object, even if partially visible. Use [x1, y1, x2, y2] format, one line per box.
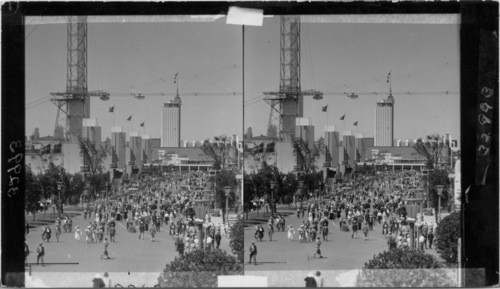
[287, 225, 295, 241]
[74, 225, 82, 242]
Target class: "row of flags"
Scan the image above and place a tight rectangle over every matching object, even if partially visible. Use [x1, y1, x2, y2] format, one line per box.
[321, 105, 358, 126]
[109, 106, 145, 127]
[320, 70, 390, 126]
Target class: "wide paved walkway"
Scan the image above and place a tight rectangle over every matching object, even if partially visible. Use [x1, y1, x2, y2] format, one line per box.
[25, 210, 231, 287]
[245, 209, 441, 271]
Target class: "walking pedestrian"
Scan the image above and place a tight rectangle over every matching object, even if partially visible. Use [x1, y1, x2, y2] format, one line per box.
[351, 218, 358, 239]
[109, 224, 116, 242]
[25, 243, 30, 264]
[149, 224, 157, 242]
[36, 243, 45, 266]
[287, 225, 295, 241]
[249, 241, 257, 265]
[215, 231, 222, 249]
[101, 238, 110, 259]
[428, 229, 434, 249]
[74, 225, 82, 242]
[313, 237, 323, 258]
[362, 222, 369, 240]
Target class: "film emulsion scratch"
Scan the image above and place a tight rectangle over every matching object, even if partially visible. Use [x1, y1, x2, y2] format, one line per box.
[23, 14, 244, 287]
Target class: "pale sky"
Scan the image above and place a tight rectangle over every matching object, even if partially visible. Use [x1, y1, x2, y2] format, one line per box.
[25, 15, 460, 143]
[244, 16, 460, 142]
[26, 16, 243, 142]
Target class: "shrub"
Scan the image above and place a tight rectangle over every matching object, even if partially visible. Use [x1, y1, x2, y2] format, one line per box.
[435, 211, 460, 264]
[157, 248, 243, 287]
[356, 247, 456, 287]
[229, 218, 244, 263]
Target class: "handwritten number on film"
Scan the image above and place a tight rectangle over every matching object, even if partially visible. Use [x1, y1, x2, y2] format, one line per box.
[7, 140, 23, 197]
[477, 87, 493, 157]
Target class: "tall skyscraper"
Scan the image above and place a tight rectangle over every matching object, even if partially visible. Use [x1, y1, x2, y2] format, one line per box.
[161, 95, 181, 147]
[343, 130, 356, 165]
[374, 92, 394, 146]
[325, 125, 340, 167]
[129, 132, 142, 167]
[111, 126, 126, 169]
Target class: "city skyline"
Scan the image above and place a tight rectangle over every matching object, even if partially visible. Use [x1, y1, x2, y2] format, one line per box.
[244, 16, 460, 143]
[25, 16, 243, 142]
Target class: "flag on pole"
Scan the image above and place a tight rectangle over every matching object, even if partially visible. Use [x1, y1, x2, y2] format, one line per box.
[109, 106, 114, 113]
[126, 115, 132, 121]
[387, 71, 391, 83]
[340, 114, 345, 120]
[353, 121, 358, 126]
[322, 105, 328, 112]
[140, 122, 145, 127]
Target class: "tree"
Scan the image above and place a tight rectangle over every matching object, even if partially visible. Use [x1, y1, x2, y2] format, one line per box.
[276, 172, 298, 207]
[157, 249, 243, 287]
[38, 163, 63, 209]
[428, 169, 452, 223]
[79, 137, 111, 175]
[291, 137, 324, 173]
[26, 167, 42, 220]
[215, 169, 238, 216]
[243, 173, 257, 219]
[298, 171, 324, 201]
[357, 247, 456, 287]
[435, 211, 460, 264]
[229, 218, 244, 263]
[413, 134, 450, 169]
[201, 135, 234, 170]
[66, 173, 85, 207]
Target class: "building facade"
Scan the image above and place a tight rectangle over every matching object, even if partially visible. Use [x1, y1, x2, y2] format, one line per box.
[374, 93, 394, 146]
[161, 95, 181, 147]
[325, 125, 340, 167]
[111, 126, 127, 169]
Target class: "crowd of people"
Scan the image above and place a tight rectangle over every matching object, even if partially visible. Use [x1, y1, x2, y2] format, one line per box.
[250, 169, 438, 264]
[28, 170, 237, 266]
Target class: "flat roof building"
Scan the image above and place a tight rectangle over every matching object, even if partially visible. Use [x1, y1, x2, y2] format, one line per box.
[161, 95, 181, 147]
[374, 93, 394, 146]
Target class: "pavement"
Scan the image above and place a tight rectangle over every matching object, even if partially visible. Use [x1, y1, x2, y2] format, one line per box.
[244, 208, 447, 272]
[25, 208, 232, 287]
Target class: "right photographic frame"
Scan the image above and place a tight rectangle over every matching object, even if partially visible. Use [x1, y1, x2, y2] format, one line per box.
[242, 3, 498, 288]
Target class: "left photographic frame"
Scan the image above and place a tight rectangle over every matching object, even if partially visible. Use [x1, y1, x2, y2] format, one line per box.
[3, 3, 245, 287]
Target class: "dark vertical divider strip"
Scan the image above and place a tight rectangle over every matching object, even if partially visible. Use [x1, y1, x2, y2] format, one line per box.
[2, 3, 26, 287]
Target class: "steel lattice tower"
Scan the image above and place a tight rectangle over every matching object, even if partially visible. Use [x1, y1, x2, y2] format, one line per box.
[280, 15, 302, 142]
[51, 16, 88, 142]
[264, 16, 322, 142]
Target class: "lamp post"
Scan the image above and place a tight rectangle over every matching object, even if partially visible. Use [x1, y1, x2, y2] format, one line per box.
[223, 186, 231, 225]
[436, 185, 444, 223]
[270, 181, 275, 216]
[56, 181, 63, 218]
[298, 180, 304, 208]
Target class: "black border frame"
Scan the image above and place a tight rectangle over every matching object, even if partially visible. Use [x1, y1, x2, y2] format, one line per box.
[2, 1, 498, 287]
